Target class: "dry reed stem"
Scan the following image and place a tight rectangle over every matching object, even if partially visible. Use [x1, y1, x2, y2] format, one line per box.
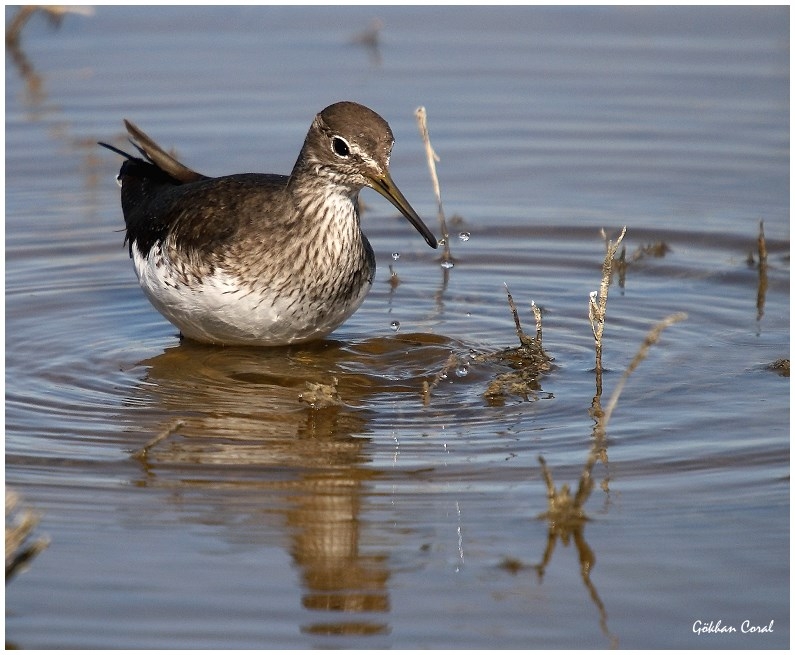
[133, 418, 185, 460]
[6, 5, 93, 44]
[756, 220, 768, 321]
[589, 227, 627, 376]
[504, 284, 544, 347]
[350, 18, 383, 48]
[415, 106, 452, 265]
[504, 283, 528, 345]
[422, 352, 459, 406]
[6, 488, 49, 581]
[598, 312, 688, 430]
[757, 219, 768, 264]
[532, 301, 543, 343]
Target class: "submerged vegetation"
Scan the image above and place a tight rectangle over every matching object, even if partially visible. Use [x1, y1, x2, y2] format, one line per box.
[6, 488, 49, 582]
[478, 289, 552, 403]
[413, 109, 692, 646]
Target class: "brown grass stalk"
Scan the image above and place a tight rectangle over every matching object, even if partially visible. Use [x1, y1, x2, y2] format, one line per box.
[415, 106, 452, 266]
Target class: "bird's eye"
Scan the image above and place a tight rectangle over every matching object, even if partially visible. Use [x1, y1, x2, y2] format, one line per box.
[332, 136, 350, 158]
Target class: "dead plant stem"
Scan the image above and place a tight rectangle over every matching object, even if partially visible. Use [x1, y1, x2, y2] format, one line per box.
[415, 106, 452, 265]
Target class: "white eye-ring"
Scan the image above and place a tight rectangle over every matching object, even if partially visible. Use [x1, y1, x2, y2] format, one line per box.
[331, 136, 350, 158]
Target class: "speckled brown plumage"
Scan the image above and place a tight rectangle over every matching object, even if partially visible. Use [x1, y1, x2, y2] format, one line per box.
[99, 102, 437, 346]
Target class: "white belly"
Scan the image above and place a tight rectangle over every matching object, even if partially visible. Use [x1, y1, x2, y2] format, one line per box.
[132, 244, 371, 346]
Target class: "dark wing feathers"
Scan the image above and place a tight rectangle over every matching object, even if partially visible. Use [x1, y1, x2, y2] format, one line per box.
[121, 119, 207, 184]
[98, 120, 210, 255]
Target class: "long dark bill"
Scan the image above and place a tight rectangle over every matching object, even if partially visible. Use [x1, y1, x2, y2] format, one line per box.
[370, 173, 438, 249]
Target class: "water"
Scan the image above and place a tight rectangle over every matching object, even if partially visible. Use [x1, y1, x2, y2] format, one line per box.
[5, 6, 789, 649]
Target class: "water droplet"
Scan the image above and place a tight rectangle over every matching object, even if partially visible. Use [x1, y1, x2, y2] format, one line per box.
[391, 252, 400, 261]
[458, 231, 471, 242]
[440, 259, 454, 269]
[455, 364, 469, 378]
[390, 320, 400, 332]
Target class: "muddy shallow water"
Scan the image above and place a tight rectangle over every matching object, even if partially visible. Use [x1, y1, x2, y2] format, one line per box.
[5, 6, 789, 649]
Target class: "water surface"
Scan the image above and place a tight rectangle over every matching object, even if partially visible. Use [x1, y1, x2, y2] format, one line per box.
[5, 6, 789, 649]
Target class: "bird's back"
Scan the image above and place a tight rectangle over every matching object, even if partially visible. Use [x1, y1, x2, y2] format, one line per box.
[100, 120, 291, 259]
[119, 166, 291, 261]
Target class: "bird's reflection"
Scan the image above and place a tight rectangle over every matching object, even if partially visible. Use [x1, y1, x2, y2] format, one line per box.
[124, 335, 458, 637]
[290, 465, 391, 636]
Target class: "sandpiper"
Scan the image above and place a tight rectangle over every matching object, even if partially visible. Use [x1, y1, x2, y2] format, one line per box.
[100, 102, 437, 346]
